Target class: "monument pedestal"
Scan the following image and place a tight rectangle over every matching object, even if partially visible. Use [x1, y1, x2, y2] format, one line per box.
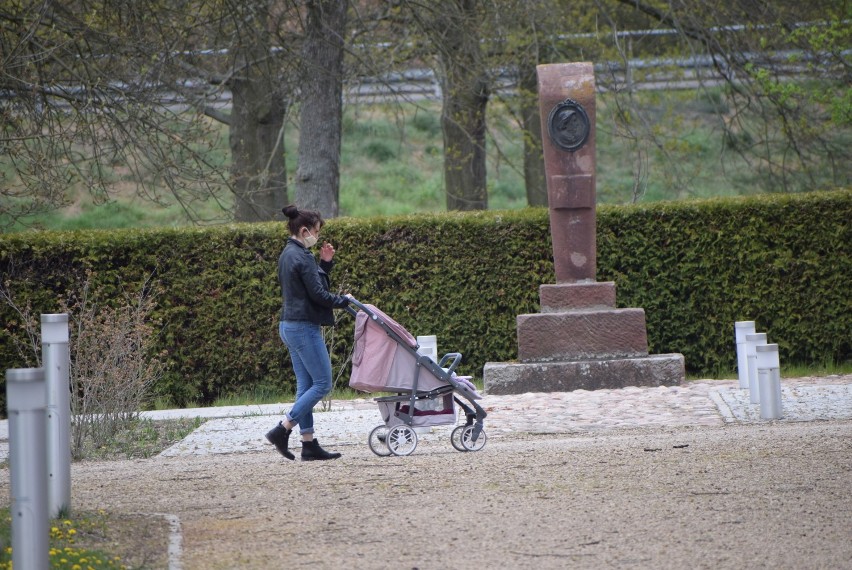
[483, 354, 685, 395]
[484, 282, 684, 395]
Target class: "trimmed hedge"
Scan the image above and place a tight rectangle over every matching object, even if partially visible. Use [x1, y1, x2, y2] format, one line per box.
[1, 190, 849, 410]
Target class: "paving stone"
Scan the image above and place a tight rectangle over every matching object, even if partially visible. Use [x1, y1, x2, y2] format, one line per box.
[1, 376, 849, 461]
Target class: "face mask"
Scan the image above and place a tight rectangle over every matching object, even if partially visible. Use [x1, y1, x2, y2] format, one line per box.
[302, 229, 318, 248]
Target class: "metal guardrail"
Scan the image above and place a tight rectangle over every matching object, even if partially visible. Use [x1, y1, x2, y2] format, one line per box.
[344, 48, 842, 101]
[2, 25, 845, 108]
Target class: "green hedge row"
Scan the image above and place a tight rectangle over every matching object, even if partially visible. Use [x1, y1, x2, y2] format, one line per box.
[1, 190, 849, 411]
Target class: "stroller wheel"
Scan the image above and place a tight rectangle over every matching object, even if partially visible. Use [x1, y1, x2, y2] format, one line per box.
[368, 425, 392, 457]
[459, 425, 487, 452]
[450, 425, 469, 452]
[386, 425, 418, 456]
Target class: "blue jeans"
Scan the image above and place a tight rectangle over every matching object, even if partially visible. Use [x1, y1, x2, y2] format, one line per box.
[280, 321, 332, 435]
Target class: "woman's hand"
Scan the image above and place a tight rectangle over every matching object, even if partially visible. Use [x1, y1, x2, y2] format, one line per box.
[319, 242, 336, 262]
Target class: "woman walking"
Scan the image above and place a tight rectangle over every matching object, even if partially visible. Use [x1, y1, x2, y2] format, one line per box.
[265, 205, 350, 461]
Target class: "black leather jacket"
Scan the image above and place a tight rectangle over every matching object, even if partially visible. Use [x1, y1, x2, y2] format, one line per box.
[278, 238, 349, 325]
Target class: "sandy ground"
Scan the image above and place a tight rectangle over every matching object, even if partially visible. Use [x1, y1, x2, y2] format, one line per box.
[6, 420, 849, 569]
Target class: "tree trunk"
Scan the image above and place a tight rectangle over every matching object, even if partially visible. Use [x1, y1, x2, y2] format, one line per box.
[441, 67, 488, 210]
[518, 56, 547, 207]
[438, 1, 489, 211]
[230, 80, 289, 222]
[294, 0, 348, 218]
[229, 4, 288, 223]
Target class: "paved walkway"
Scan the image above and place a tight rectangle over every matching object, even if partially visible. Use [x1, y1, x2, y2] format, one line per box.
[2, 375, 850, 462]
[153, 375, 852, 458]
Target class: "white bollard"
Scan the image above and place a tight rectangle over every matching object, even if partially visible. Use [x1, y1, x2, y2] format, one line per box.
[734, 321, 756, 389]
[42, 313, 72, 518]
[745, 332, 767, 404]
[756, 343, 783, 420]
[6, 367, 50, 570]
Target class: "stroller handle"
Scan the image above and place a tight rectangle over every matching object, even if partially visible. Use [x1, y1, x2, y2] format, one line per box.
[343, 296, 366, 317]
[438, 352, 462, 374]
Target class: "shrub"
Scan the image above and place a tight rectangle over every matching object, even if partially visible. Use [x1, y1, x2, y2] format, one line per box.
[1, 190, 849, 410]
[0, 273, 162, 443]
[64, 277, 163, 459]
[411, 111, 441, 135]
[364, 140, 397, 162]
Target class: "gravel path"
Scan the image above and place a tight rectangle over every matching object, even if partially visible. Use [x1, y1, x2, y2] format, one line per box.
[1, 376, 850, 569]
[58, 422, 852, 569]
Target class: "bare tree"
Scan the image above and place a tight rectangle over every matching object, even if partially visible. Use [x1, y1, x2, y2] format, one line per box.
[602, 0, 851, 193]
[517, 48, 548, 207]
[0, 0, 306, 226]
[488, 0, 557, 207]
[213, 0, 294, 221]
[403, 0, 490, 211]
[0, 1, 234, 226]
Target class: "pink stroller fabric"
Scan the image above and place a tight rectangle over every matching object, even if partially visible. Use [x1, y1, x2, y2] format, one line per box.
[349, 304, 448, 393]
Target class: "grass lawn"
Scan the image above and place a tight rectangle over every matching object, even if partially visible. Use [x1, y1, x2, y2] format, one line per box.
[4, 87, 831, 232]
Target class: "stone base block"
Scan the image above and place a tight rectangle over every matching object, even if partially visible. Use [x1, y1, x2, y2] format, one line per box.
[517, 308, 649, 362]
[483, 354, 685, 395]
[540, 282, 616, 312]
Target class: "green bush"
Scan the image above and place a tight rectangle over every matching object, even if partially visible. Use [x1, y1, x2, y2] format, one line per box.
[411, 111, 441, 135]
[364, 140, 397, 162]
[1, 190, 849, 411]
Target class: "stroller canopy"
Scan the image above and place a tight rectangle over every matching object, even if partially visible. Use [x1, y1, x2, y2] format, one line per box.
[349, 304, 447, 393]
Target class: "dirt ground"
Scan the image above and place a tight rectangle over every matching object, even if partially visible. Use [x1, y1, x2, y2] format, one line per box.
[5, 420, 849, 569]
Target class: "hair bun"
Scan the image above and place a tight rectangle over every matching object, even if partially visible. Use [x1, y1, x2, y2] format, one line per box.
[282, 205, 300, 219]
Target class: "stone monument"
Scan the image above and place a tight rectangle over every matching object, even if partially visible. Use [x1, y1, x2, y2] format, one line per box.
[483, 62, 685, 395]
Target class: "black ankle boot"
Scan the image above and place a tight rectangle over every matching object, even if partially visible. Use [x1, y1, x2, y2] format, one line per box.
[265, 423, 295, 460]
[301, 439, 341, 461]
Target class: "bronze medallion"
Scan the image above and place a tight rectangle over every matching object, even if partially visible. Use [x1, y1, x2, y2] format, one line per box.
[547, 98, 590, 152]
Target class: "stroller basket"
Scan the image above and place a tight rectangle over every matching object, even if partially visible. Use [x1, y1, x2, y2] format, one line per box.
[346, 299, 487, 457]
[378, 399, 456, 428]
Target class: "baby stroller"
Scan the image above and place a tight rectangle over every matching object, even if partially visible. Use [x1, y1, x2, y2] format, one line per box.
[346, 298, 487, 457]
